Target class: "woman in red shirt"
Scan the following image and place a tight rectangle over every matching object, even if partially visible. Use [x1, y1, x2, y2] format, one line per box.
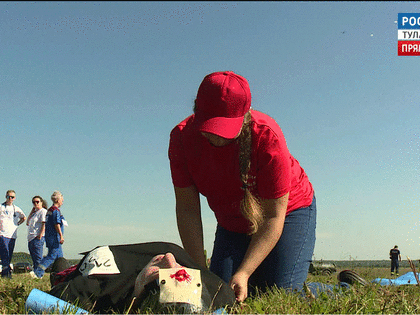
[169, 71, 316, 302]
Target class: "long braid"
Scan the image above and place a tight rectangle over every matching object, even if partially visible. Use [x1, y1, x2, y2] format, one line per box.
[239, 111, 263, 235]
[193, 101, 263, 234]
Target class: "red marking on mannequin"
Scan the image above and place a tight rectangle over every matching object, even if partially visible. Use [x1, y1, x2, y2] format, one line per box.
[170, 269, 192, 282]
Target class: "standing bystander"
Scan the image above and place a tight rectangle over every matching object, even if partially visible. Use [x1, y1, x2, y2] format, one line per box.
[390, 245, 402, 276]
[0, 190, 26, 278]
[27, 196, 48, 271]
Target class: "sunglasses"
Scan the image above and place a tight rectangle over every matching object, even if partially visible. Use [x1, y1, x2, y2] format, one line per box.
[6, 196, 15, 199]
[32, 200, 41, 204]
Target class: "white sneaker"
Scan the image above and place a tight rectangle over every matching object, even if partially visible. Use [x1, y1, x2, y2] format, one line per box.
[29, 271, 42, 279]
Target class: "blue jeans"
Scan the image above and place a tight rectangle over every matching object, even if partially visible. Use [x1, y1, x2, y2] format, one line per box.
[28, 237, 45, 271]
[210, 195, 317, 296]
[34, 245, 63, 278]
[0, 236, 16, 277]
[391, 259, 399, 273]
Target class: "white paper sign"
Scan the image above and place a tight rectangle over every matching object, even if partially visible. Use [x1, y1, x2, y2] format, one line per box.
[159, 267, 202, 308]
[79, 246, 120, 276]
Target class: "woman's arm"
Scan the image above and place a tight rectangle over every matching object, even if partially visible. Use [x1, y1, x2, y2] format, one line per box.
[37, 222, 45, 239]
[174, 185, 207, 268]
[230, 193, 289, 302]
[26, 208, 35, 226]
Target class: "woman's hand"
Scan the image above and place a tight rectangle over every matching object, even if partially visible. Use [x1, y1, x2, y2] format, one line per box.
[228, 195, 290, 303]
[229, 271, 249, 302]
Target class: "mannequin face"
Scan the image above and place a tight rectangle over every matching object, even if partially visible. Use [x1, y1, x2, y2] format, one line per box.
[134, 253, 182, 297]
[133, 253, 203, 312]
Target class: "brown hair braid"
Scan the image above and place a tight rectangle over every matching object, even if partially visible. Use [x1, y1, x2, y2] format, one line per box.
[193, 102, 263, 234]
[238, 111, 263, 235]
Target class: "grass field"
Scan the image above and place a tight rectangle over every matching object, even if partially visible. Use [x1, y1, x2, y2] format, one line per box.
[1, 266, 420, 314]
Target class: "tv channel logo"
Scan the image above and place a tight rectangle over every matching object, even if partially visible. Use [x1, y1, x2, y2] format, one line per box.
[398, 13, 420, 56]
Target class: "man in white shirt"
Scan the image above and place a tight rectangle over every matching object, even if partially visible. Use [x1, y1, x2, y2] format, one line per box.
[0, 190, 26, 278]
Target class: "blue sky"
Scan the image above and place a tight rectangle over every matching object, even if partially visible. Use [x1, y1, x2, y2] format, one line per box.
[1, 1, 419, 261]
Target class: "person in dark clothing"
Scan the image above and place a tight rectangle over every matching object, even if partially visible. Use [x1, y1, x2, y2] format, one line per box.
[389, 245, 402, 276]
[48, 242, 236, 314]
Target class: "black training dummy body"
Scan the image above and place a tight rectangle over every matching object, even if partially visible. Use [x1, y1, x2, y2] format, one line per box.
[49, 242, 235, 313]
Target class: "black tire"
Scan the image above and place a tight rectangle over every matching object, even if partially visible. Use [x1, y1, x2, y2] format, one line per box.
[338, 270, 369, 286]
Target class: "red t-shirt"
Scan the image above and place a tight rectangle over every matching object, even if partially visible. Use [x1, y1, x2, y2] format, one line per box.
[169, 110, 314, 234]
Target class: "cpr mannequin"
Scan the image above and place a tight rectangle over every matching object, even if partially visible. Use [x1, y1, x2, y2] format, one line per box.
[49, 242, 236, 313]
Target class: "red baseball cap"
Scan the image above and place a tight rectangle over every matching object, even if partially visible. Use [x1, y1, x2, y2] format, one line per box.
[194, 71, 251, 139]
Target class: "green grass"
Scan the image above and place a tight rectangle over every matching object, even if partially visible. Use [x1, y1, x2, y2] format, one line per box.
[232, 267, 420, 314]
[0, 273, 50, 314]
[2, 267, 420, 314]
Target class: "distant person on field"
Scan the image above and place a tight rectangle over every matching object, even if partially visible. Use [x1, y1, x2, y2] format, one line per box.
[26, 196, 48, 271]
[32, 191, 67, 279]
[0, 190, 26, 278]
[389, 245, 401, 275]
